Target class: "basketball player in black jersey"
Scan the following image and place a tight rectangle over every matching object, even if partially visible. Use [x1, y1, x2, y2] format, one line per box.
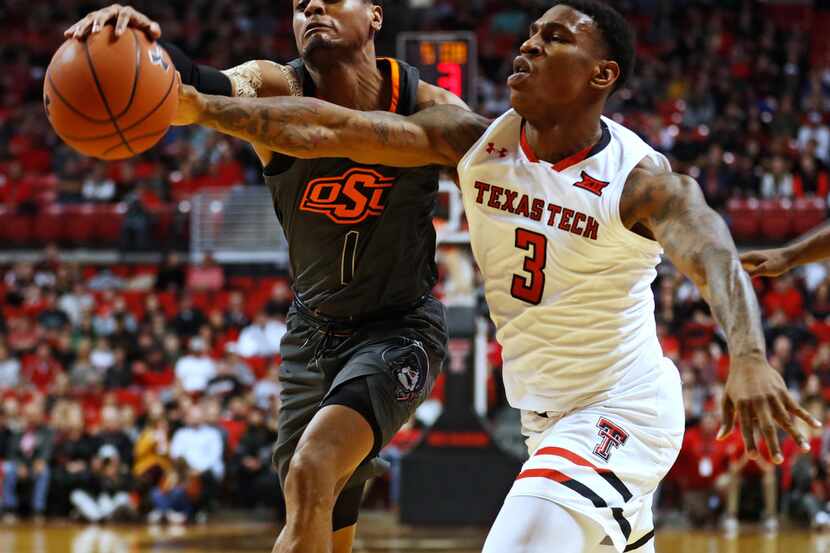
[68, 3, 467, 553]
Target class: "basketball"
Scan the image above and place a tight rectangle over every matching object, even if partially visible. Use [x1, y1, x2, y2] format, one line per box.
[43, 25, 178, 160]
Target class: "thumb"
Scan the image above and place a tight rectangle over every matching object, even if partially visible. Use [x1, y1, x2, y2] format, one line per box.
[747, 262, 768, 278]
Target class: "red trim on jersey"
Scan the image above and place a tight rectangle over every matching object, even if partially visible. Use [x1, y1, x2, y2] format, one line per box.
[520, 120, 610, 172]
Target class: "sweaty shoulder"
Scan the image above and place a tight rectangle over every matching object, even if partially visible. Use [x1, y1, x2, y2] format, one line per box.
[416, 80, 471, 112]
[223, 60, 300, 98]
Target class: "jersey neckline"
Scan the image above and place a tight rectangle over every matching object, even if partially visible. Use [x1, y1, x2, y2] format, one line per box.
[520, 119, 611, 172]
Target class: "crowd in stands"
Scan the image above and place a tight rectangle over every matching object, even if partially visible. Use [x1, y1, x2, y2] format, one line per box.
[0, 251, 287, 523]
[2, 1, 830, 245]
[4, 0, 830, 533]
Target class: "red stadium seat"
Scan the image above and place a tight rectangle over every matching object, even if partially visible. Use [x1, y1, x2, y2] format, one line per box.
[33, 204, 63, 245]
[0, 208, 33, 247]
[93, 203, 126, 246]
[726, 198, 761, 242]
[792, 197, 827, 236]
[759, 198, 794, 241]
[63, 204, 96, 245]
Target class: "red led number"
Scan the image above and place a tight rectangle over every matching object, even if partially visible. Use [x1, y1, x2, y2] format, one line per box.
[510, 228, 547, 305]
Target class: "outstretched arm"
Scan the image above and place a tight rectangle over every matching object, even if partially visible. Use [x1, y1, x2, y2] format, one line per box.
[621, 164, 821, 463]
[175, 86, 490, 168]
[741, 222, 830, 277]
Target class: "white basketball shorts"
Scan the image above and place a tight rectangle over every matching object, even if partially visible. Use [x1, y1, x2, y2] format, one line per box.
[506, 358, 685, 552]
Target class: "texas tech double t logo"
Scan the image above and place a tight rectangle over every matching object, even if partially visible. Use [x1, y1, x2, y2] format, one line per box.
[593, 418, 629, 461]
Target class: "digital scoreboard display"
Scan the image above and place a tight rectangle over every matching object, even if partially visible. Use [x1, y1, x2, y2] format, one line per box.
[397, 32, 478, 109]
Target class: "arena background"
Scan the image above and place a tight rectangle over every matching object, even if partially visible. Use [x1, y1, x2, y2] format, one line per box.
[1, 0, 830, 551]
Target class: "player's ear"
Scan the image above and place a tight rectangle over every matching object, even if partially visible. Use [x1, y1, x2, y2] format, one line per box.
[370, 3, 383, 33]
[591, 60, 620, 93]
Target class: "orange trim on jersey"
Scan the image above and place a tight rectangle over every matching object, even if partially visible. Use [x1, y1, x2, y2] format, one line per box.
[378, 57, 401, 113]
[520, 120, 603, 172]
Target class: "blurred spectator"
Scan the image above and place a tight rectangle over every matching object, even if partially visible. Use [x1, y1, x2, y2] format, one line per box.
[21, 342, 61, 392]
[155, 253, 187, 293]
[96, 405, 134, 467]
[72, 444, 135, 523]
[760, 156, 795, 198]
[51, 404, 96, 517]
[175, 337, 216, 394]
[2, 402, 53, 521]
[172, 294, 206, 338]
[0, 340, 21, 389]
[224, 290, 250, 331]
[798, 112, 830, 163]
[187, 254, 225, 292]
[81, 163, 116, 203]
[170, 404, 224, 517]
[237, 311, 285, 358]
[231, 407, 280, 510]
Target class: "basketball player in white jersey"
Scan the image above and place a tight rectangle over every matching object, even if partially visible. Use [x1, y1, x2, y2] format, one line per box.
[172, 1, 820, 550]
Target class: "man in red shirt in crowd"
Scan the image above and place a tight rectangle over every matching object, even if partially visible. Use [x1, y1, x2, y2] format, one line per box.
[672, 407, 731, 527]
[22, 342, 61, 392]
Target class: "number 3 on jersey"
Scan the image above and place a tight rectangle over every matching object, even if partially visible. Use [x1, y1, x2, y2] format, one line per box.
[510, 228, 547, 305]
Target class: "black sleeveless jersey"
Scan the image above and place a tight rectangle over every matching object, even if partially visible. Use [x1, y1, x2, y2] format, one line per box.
[263, 58, 440, 320]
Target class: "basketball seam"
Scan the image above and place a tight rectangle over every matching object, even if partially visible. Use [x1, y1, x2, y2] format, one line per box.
[111, 29, 142, 119]
[101, 128, 168, 157]
[83, 39, 135, 156]
[57, 67, 178, 142]
[46, 75, 113, 124]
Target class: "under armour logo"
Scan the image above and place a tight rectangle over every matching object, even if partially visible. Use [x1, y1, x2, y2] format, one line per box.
[487, 143, 508, 158]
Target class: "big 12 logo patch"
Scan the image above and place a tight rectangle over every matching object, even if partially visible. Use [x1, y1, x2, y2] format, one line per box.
[299, 168, 395, 224]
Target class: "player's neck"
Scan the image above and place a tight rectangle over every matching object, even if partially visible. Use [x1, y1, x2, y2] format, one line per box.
[524, 108, 604, 165]
[306, 49, 388, 112]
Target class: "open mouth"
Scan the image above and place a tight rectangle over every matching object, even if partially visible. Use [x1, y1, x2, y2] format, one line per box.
[508, 57, 532, 87]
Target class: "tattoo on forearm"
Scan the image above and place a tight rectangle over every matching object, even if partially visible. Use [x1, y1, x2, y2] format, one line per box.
[630, 175, 767, 360]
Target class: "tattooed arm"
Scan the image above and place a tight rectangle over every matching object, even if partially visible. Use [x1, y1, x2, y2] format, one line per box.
[174, 85, 490, 167]
[621, 161, 820, 463]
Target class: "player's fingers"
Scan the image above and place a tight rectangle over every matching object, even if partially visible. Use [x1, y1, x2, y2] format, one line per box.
[738, 402, 758, 459]
[114, 8, 133, 36]
[150, 21, 162, 39]
[717, 396, 736, 440]
[755, 399, 782, 464]
[91, 7, 117, 34]
[770, 394, 809, 451]
[782, 392, 822, 428]
[73, 18, 93, 38]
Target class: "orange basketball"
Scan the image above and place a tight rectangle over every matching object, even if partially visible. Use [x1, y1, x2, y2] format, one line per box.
[43, 25, 179, 160]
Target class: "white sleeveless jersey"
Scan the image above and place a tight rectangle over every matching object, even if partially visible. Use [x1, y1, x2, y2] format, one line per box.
[458, 110, 672, 413]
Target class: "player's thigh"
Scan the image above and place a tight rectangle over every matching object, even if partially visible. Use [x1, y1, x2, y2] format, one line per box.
[482, 496, 606, 553]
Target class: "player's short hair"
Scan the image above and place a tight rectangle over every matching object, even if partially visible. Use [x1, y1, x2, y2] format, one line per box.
[550, 0, 635, 92]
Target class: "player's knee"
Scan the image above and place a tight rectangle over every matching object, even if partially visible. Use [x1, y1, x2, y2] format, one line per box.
[284, 444, 338, 508]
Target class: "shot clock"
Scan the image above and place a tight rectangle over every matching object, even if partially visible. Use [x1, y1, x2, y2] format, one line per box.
[397, 32, 478, 109]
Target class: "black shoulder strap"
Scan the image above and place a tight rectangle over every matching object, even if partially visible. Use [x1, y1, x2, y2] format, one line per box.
[391, 59, 422, 117]
[287, 58, 316, 97]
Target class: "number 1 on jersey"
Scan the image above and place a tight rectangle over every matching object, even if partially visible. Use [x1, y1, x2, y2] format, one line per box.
[341, 230, 359, 285]
[511, 228, 547, 305]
